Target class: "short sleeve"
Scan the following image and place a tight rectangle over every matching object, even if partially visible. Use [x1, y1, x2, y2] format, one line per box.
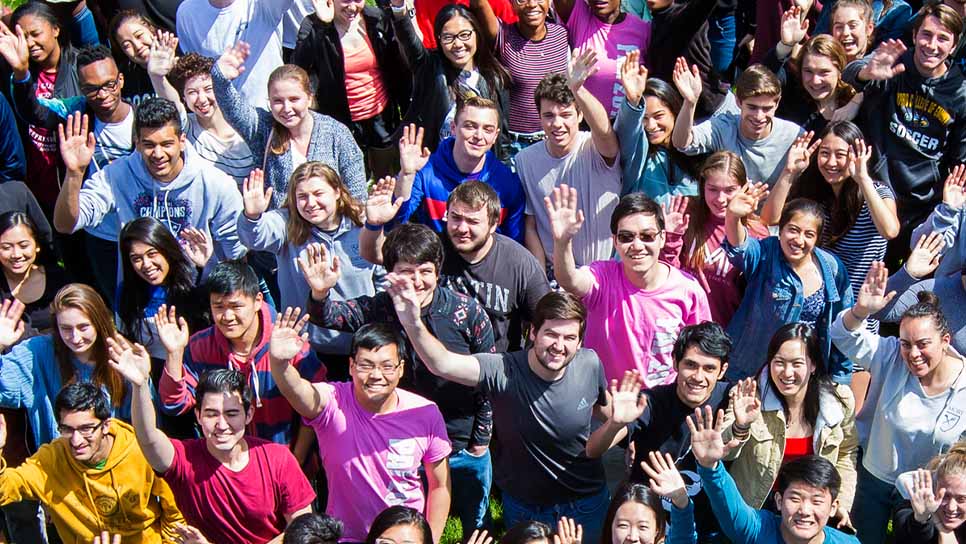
[422, 405, 454, 464]
[163, 438, 189, 481]
[274, 446, 317, 515]
[475, 352, 510, 395]
[593, 354, 607, 407]
[679, 115, 730, 156]
[303, 382, 338, 429]
[580, 261, 610, 308]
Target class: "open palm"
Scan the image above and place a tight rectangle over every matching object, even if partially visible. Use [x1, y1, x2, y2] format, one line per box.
[545, 184, 584, 242]
[107, 336, 151, 386]
[270, 307, 310, 361]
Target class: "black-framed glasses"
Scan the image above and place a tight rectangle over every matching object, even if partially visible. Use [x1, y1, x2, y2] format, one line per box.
[439, 29, 474, 45]
[616, 230, 663, 244]
[354, 361, 404, 375]
[58, 420, 104, 439]
[80, 76, 120, 98]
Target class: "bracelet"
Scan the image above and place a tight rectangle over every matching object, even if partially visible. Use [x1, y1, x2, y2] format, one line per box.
[849, 307, 868, 322]
[732, 421, 750, 432]
[364, 221, 384, 232]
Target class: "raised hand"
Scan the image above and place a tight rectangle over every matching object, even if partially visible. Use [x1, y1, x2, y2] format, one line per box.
[905, 232, 945, 279]
[847, 138, 873, 185]
[93, 532, 122, 544]
[860, 39, 907, 81]
[297, 243, 341, 300]
[270, 307, 310, 362]
[386, 272, 422, 328]
[0, 298, 25, 350]
[731, 377, 762, 428]
[607, 370, 648, 425]
[106, 335, 151, 387]
[618, 49, 648, 106]
[553, 517, 583, 544]
[567, 48, 599, 93]
[727, 182, 769, 219]
[784, 131, 820, 176]
[216, 41, 250, 81]
[942, 164, 966, 210]
[641, 451, 689, 508]
[662, 195, 691, 236]
[854, 261, 896, 317]
[173, 525, 213, 544]
[153, 304, 190, 355]
[312, 0, 335, 23]
[545, 184, 585, 242]
[146, 30, 178, 78]
[398, 124, 431, 176]
[366, 176, 404, 226]
[910, 468, 945, 523]
[672, 57, 702, 104]
[0, 21, 29, 79]
[242, 169, 273, 219]
[687, 405, 739, 468]
[779, 6, 809, 46]
[466, 529, 493, 544]
[58, 112, 96, 174]
[179, 227, 213, 268]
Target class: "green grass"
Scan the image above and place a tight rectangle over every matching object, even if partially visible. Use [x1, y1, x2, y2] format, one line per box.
[441, 495, 506, 544]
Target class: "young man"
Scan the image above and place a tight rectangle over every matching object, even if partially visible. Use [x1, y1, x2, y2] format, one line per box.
[551, 189, 711, 385]
[362, 179, 550, 351]
[844, 4, 966, 248]
[301, 223, 495, 532]
[516, 51, 622, 270]
[689, 407, 860, 544]
[671, 62, 802, 187]
[116, 343, 316, 544]
[0, 383, 184, 543]
[392, 97, 526, 243]
[585, 322, 733, 541]
[159, 261, 325, 445]
[270, 320, 452, 543]
[52, 97, 247, 264]
[389, 285, 612, 542]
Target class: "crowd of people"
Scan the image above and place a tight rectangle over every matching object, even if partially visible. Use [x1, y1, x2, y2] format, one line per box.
[0, 0, 961, 543]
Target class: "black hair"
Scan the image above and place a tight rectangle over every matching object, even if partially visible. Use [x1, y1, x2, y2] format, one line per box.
[433, 5, 510, 94]
[672, 321, 732, 368]
[283, 513, 344, 544]
[55, 382, 111, 423]
[610, 193, 665, 234]
[534, 73, 574, 113]
[365, 507, 432, 544]
[351, 323, 408, 361]
[501, 520, 554, 544]
[600, 482, 666, 544]
[531, 290, 587, 340]
[900, 290, 951, 336]
[134, 97, 183, 138]
[11, 2, 66, 48]
[778, 198, 825, 243]
[642, 78, 695, 184]
[0, 210, 55, 268]
[76, 44, 115, 70]
[205, 260, 261, 300]
[381, 224, 443, 275]
[195, 369, 253, 413]
[776, 455, 842, 500]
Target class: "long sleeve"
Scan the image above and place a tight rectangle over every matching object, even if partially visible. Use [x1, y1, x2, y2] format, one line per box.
[697, 461, 768, 542]
[330, 119, 368, 202]
[615, 97, 649, 195]
[307, 293, 383, 332]
[158, 351, 201, 416]
[0, 94, 25, 182]
[875, 268, 930, 323]
[667, 500, 699, 544]
[237, 209, 289, 253]
[153, 476, 186, 544]
[829, 309, 897, 377]
[835, 391, 859, 510]
[75, 167, 116, 233]
[661, 230, 685, 268]
[391, 11, 431, 70]
[0, 339, 38, 410]
[0, 456, 44, 505]
[892, 501, 940, 542]
[910, 202, 960, 256]
[722, 235, 765, 277]
[210, 64, 272, 160]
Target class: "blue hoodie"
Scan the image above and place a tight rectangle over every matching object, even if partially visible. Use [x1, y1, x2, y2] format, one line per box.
[393, 137, 526, 242]
[72, 145, 246, 262]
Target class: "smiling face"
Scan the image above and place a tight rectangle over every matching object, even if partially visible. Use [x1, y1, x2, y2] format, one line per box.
[183, 73, 219, 121]
[614, 212, 665, 277]
[898, 316, 951, 378]
[769, 339, 815, 400]
[334, 0, 366, 26]
[589, 0, 622, 22]
[210, 291, 263, 342]
[674, 345, 727, 408]
[56, 307, 98, 358]
[775, 482, 838, 542]
[445, 200, 497, 255]
[392, 261, 438, 308]
[779, 212, 821, 266]
[127, 240, 170, 286]
[816, 133, 850, 184]
[269, 78, 312, 130]
[452, 105, 500, 162]
[831, 6, 872, 59]
[439, 16, 477, 70]
[540, 99, 582, 156]
[115, 19, 154, 66]
[78, 59, 124, 120]
[294, 176, 340, 230]
[914, 15, 957, 77]
[136, 123, 186, 182]
[0, 224, 38, 277]
[18, 14, 59, 67]
[643, 95, 675, 146]
[196, 391, 252, 452]
[936, 473, 966, 531]
[800, 52, 840, 102]
[611, 501, 661, 544]
[513, 0, 549, 30]
[58, 409, 110, 463]
[350, 344, 404, 408]
[736, 95, 779, 140]
[529, 318, 583, 373]
[704, 170, 742, 219]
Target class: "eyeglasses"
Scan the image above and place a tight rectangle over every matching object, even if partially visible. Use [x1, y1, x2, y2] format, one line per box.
[354, 361, 404, 375]
[80, 76, 120, 98]
[616, 230, 663, 244]
[58, 421, 104, 439]
[439, 29, 474, 45]
[512, 0, 542, 6]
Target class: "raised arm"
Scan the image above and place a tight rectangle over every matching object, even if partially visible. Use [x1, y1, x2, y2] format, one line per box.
[725, 182, 769, 247]
[467, 0, 500, 44]
[268, 308, 331, 420]
[760, 132, 818, 225]
[585, 371, 646, 458]
[360, 176, 404, 265]
[841, 261, 896, 332]
[850, 139, 899, 239]
[567, 49, 618, 165]
[614, 50, 650, 192]
[146, 31, 185, 118]
[153, 305, 195, 415]
[670, 58, 702, 150]
[53, 113, 96, 233]
[549, 184, 595, 297]
[551, 0, 576, 25]
[394, 124, 432, 202]
[387, 274, 482, 386]
[856, 40, 907, 82]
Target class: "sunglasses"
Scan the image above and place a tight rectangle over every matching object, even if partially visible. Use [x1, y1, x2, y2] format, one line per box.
[616, 230, 663, 244]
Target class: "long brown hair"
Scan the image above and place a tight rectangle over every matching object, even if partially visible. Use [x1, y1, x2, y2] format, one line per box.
[50, 284, 125, 408]
[267, 65, 315, 155]
[792, 35, 856, 109]
[285, 162, 364, 246]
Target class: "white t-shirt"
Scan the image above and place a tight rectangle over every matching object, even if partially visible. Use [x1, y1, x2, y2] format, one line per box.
[86, 107, 135, 241]
[187, 113, 256, 187]
[176, 0, 293, 108]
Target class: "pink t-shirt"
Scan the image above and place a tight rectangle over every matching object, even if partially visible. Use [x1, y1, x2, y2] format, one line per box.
[582, 260, 711, 387]
[564, 0, 650, 118]
[164, 437, 316, 544]
[306, 382, 452, 542]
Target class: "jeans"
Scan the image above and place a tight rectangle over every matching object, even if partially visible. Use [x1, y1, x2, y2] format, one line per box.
[708, 11, 737, 77]
[502, 485, 610, 544]
[450, 448, 493, 532]
[504, 131, 545, 172]
[852, 461, 902, 544]
[0, 500, 47, 543]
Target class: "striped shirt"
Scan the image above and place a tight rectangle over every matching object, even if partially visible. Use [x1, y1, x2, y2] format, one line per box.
[187, 113, 256, 188]
[496, 22, 570, 133]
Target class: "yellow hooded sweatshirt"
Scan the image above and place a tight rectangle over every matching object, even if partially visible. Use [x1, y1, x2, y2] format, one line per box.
[0, 419, 184, 543]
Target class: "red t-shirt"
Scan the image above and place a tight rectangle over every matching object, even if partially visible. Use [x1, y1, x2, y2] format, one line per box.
[25, 69, 59, 209]
[414, 0, 517, 48]
[164, 437, 316, 544]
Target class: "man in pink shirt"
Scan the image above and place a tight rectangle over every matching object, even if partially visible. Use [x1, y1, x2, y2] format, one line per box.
[270, 316, 452, 543]
[550, 189, 712, 386]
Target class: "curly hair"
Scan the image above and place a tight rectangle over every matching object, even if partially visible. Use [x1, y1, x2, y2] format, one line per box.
[168, 53, 216, 96]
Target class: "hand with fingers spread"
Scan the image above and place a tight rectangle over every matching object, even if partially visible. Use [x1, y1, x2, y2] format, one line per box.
[147, 30, 178, 78]
[366, 176, 404, 226]
[553, 516, 583, 544]
[847, 138, 874, 185]
[173, 525, 213, 544]
[0, 21, 29, 79]
[385, 272, 422, 329]
[242, 169, 273, 220]
[216, 41, 250, 81]
[106, 335, 152, 386]
[270, 307, 311, 362]
[619, 49, 648, 106]
[859, 39, 907, 81]
[607, 370, 648, 425]
[641, 451, 689, 509]
[662, 195, 691, 236]
[906, 232, 945, 279]
[784, 131, 820, 176]
[727, 182, 769, 219]
[779, 5, 809, 46]
[0, 297, 25, 350]
[942, 164, 966, 210]
[545, 184, 585, 242]
[92, 531, 122, 544]
[909, 468, 945, 523]
[466, 529, 493, 544]
[298, 243, 341, 300]
[687, 405, 740, 468]
[672, 57, 702, 104]
[730, 377, 761, 428]
[312, 0, 335, 23]
[180, 227, 213, 268]
[398, 124, 431, 176]
[154, 304, 190, 355]
[58, 113, 96, 175]
[853, 261, 896, 318]
[567, 49, 599, 93]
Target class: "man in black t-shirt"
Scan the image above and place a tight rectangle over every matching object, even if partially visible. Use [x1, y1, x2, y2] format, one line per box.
[586, 322, 734, 541]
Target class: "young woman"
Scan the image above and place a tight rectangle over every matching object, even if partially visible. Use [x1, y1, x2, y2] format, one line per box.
[365, 507, 433, 544]
[388, 3, 511, 153]
[724, 193, 854, 383]
[500, 522, 554, 544]
[108, 10, 160, 106]
[237, 164, 381, 360]
[0, 284, 132, 451]
[615, 53, 696, 202]
[817, 0, 915, 60]
[212, 43, 367, 208]
[724, 324, 858, 528]
[0, 211, 69, 332]
[833, 264, 966, 543]
[604, 455, 698, 544]
[894, 444, 966, 542]
[661, 152, 768, 326]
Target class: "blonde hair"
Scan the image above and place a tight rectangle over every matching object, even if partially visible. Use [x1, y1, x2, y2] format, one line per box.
[267, 65, 315, 155]
[285, 162, 364, 246]
[930, 442, 966, 481]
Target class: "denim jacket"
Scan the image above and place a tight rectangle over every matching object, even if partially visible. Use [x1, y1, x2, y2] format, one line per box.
[722, 236, 854, 383]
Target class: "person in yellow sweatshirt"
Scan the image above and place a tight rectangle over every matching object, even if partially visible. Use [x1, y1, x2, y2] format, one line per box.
[0, 382, 184, 543]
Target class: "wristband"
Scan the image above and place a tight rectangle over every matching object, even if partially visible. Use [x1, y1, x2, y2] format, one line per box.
[364, 221, 385, 232]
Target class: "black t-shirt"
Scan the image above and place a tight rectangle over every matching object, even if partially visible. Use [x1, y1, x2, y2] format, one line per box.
[440, 234, 550, 352]
[625, 381, 733, 540]
[114, 0, 183, 31]
[119, 62, 157, 109]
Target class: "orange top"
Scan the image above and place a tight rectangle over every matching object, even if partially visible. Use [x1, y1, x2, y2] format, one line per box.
[343, 33, 389, 122]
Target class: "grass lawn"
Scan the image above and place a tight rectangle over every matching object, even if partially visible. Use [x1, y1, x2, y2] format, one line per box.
[441, 495, 506, 544]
